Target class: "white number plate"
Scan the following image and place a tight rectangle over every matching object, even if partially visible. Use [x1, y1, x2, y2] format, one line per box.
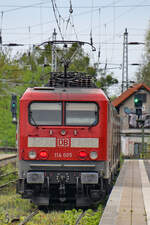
[54, 152, 72, 158]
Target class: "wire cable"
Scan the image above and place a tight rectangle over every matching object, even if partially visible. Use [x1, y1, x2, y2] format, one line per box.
[2, 0, 49, 14]
[51, 0, 64, 40]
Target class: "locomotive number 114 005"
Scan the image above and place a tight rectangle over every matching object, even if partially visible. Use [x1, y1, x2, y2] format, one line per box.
[54, 152, 72, 158]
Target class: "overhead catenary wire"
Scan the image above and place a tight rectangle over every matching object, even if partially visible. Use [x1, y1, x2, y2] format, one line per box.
[69, 14, 79, 41]
[50, 0, 78, 41]
[64, 0, 79, 41]
[97, 8, 101, 65]
[51, 0, 64, 40]
[89, 0, 94, 47]
[0, 0, 148, 38]
[1, 3, 147, 33]
[105, 0, 147, 25]
[1, 3, 150, 10]
[1, 0, 50, 14]
[0, 0, 147, 85]
[40, 2, 44, 42]
[65, 0, 73, 35]
[110, 0, 116, 63]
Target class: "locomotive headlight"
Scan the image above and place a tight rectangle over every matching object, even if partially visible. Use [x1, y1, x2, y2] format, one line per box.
[28, 150, 37, 159]
[89, 151, 98, 160]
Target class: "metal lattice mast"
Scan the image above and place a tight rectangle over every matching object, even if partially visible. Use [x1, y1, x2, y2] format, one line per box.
[51, 28, 57, 72]
[0, 12, 3, 53]
[122, 28, 128, 93]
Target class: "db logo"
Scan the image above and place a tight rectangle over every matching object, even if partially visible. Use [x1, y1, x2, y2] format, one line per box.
[57, 138, 70, 147]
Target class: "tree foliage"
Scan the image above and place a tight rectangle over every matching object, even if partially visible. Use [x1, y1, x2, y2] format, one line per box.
[136, 22, 150, 85]
[96, 74, 118, 94]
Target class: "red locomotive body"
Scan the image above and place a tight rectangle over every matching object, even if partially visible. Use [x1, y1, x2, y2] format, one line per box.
[17, 86, 120, 207]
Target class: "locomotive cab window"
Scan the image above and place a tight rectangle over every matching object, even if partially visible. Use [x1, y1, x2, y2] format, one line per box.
[65, 102, 98, 126]
[29, 102, 62, 125]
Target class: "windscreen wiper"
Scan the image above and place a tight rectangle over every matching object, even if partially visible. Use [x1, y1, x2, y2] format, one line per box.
[29, 112, 39, 129]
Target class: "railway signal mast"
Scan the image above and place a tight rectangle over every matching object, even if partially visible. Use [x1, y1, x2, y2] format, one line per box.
[134, 94, 143, 117]
[122, 28, 128, 93]
[11, 94, 17, 124]
[134, 94, 145, 157]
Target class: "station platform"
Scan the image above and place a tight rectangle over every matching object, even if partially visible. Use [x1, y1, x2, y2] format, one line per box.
[99, 160, 150, 225]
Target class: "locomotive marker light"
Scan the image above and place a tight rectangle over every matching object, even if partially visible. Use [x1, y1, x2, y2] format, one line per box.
[39, 151, 48, 160]
[11, 94, 17, 124]
[79, 151, 88, 159]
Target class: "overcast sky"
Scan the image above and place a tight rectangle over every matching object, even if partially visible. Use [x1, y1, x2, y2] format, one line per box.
[0, 0, 150, 95]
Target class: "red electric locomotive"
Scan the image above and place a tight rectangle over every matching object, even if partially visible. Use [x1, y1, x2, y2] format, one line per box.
[16, 41, 120, 207]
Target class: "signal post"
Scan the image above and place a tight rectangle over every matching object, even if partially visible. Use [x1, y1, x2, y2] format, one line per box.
[134, 94, 145, 158]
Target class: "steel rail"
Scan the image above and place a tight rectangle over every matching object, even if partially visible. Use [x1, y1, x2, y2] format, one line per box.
[0, 179, 18, 189]
[75, 211, 86, 225]
[0, 154, 16, 162]
[0, 154, 17, 167]
[18, 209, 39, 225]
[0, 170, 17, 178]
[0, 147, 17, 152]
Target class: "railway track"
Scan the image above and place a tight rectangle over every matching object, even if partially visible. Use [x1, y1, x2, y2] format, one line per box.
[75, 211, 86, 225]
[0, 170, 18, 190]
[0, 154, 17, 167]
[0, 179, 17, 189]
[18, 208, 39, 225]
[17, 208, 86, 225]
[0, 147, 17, 152]
[0, 154, 18, 190]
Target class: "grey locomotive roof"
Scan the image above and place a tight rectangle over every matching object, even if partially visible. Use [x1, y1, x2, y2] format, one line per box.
[32, 86, 102, 94]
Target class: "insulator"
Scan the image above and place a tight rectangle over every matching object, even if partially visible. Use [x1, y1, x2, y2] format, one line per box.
[69, 7, 73, 14]
[69, 1, 73, 13]
[90, 37, 93, 46]
[98, 50, 100, 58]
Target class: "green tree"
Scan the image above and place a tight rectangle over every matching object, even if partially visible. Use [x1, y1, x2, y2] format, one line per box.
[136, 22, 150, 85]
[96, 73, 118, 95]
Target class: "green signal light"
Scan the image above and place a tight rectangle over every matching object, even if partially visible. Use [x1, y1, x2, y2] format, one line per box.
[134, 98, 139, 103]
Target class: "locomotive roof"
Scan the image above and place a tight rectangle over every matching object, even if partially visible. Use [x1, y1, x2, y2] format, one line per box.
[21, 87, 108, 102]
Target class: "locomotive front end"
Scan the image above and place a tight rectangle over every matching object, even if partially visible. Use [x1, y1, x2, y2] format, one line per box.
[17, 87, 111, 207]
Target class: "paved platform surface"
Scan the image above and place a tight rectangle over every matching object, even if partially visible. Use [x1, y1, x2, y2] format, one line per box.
[99, 160, 150, 225]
